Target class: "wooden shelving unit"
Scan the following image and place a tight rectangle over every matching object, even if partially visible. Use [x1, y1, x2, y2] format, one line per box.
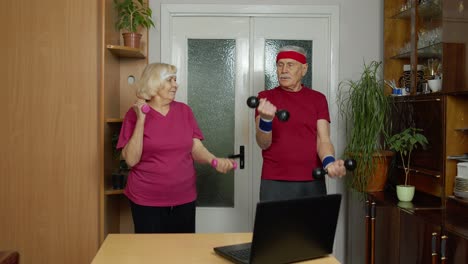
[99, 0, 149, 244]
[347, 1, 468, 263]
[106, 45, 145, 59]
[105, 189, 125, 195]
[106, 118, 123, 123]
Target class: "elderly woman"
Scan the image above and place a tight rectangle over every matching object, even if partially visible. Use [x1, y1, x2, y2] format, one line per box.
[117, 63, 235, 233]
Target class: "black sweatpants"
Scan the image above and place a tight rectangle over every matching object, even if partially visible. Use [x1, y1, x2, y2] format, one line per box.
[260, 179, 327, 201]
[129, 200, 196, 233]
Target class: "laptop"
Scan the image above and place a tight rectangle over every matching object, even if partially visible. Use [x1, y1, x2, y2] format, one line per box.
[213, 194, 341, 264]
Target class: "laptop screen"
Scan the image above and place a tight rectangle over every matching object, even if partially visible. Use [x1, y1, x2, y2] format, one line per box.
[214, 194, 342, 264]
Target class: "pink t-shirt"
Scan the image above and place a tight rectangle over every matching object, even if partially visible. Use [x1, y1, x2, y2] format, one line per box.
[255, 85, 330, 181]
[117, 101, 204, 206]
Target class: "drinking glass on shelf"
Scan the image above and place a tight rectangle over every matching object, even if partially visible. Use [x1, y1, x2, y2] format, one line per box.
[418, 30, 427, 47]
[427, 58, 440, 76]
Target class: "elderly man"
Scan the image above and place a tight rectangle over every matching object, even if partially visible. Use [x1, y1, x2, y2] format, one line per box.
[255, 45, 347, 201]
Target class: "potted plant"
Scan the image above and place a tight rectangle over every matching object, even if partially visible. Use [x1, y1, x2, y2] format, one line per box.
[338, 61, 394, 192]
[386, 127, 428, 202]
[114, 0, 155, 48]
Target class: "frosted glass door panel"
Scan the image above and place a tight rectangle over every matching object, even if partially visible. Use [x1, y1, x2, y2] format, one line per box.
[170, 16, 251, 233]
[188, 39, 235, 207]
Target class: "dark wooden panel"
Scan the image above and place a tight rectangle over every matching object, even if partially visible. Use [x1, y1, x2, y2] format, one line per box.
[444, 230, 468, 264]
[346, 191, 368, 264]
[442, 43, 466, 93]
[374, 204, 400, 264]
[390, 95, 445, 197]
[390, 95, 444, 172]
[399, 211, 442, 264]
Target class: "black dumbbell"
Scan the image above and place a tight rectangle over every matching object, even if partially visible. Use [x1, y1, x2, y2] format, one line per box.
[312, 159, 357, 180]
[246, 96, 290, 122]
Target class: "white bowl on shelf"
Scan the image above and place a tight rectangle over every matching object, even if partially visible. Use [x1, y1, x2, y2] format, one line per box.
[428, 79, 442, 92]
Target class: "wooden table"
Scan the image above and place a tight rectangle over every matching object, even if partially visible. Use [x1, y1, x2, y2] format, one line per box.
[91, 233, 340, 264]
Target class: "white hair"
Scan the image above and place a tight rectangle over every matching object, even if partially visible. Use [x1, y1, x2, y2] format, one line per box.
[278, 45, 307, 57]
[135, 63, 177, 100]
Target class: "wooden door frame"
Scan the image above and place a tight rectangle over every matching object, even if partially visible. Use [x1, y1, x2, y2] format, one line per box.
[159, 3, 343, 258]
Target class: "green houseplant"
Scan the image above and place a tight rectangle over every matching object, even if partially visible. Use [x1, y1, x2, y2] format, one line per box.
[387, 127, 428, 202]
[338, 61, 393, 192]
[114, 0, 155, 48]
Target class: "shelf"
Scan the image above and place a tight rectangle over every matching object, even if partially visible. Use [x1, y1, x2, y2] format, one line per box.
[106, 118, 123, 123]
[395, 165, 441, 179]
[390, 5, 411, 19]
[105, 189, 124, 195]
[390, 42, 442, 59]
[448, 195, 468, 205]
[454, 128, 468, 132]
[390, 0, 442, 20]
[448, 153, 468, 162]
[367, 190, 443, 210]
[417, 42, 442, 59]
[418, 0, 442, 19]
[106, 45, 145, 59]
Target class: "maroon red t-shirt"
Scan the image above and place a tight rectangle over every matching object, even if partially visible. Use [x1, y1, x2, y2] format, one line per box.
[255, 86, 330, 181]
[117, 101, 203, 206]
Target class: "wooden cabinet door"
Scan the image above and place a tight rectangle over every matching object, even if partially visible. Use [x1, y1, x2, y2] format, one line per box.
[374, 203, 400, 264]
[347, 193, 400, 264]
[444, 230, 468, 264]
[399, 210, 442, 264]
[346, 192, 367, 264]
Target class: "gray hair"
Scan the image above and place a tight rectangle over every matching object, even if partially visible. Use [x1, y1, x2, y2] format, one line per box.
[278, 45, 307, 57]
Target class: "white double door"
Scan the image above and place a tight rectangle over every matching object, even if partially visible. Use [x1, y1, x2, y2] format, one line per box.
[161, 11, 334, 233]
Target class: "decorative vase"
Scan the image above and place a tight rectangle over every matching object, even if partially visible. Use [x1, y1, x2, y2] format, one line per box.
[122, 33, 142, 48]
[396, 185, 415, 202]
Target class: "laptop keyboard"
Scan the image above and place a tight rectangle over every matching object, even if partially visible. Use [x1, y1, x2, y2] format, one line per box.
[230, 248, 251, 262]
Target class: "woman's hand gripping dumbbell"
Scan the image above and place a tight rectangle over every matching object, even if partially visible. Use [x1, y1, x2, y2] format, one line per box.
[312, 158, 357, 180]
[246, 96, 290, 122]
[141, 104, 150, 113]
[211, 158, 237, 173]
[133, 99, 150, 115]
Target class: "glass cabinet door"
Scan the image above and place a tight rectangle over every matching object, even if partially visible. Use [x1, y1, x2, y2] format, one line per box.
[417, 0, 443, 93]
[440, 0, 468, 93]
[384, 0, 413, 94]
[385, 0, 467, 94]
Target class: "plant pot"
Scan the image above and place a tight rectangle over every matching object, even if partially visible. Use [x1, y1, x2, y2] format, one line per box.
[122, 33, 142, 48]
[350, 150, 394, 192]
[396, 185, 415, 202]
[365, 150, 394, 192]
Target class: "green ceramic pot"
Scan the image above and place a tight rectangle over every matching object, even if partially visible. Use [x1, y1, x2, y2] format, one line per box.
[396, 185, 415, 202]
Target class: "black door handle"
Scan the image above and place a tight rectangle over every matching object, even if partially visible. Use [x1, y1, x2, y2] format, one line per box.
[228, 146, 244, 169]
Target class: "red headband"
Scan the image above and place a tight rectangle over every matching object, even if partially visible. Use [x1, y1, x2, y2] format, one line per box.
[276, 51, 307, 64]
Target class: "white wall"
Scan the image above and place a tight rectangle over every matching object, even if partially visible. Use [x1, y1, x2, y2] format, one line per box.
[148, 1, 384, 263]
